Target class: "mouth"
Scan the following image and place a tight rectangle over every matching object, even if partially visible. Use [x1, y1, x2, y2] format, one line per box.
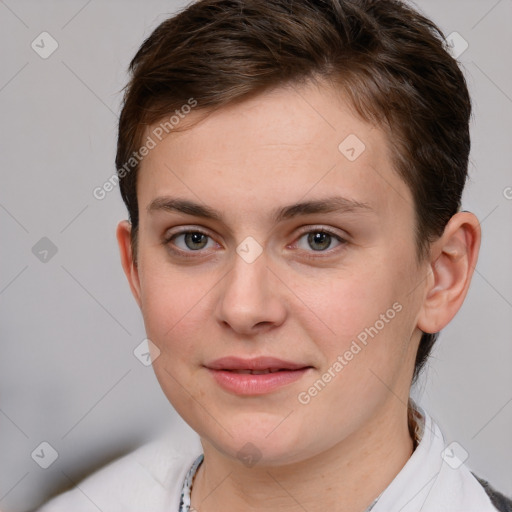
[221, 368, 304, 374]
[205, 355, 312, 372]
[204, 356, 313, 395]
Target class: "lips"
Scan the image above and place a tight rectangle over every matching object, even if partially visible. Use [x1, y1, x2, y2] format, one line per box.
[205, 356, 311, 372]
[227, 369, 283, 375]
[205, 356, 313, 395]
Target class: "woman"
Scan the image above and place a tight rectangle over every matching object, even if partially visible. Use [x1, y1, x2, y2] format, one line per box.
[37, 0, 512, 510]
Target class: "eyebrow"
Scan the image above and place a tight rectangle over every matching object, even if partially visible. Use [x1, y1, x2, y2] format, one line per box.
[147, 195, 375, 223]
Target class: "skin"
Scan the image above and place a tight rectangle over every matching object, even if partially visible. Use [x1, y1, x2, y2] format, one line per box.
[117, 79, 480, 512]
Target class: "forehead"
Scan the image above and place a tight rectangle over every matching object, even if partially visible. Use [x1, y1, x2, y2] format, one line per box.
[137, 81, 414, 224]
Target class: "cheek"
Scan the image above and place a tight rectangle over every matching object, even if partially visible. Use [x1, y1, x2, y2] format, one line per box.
[294, 261, 414, 393]
[139, 264, 211, 363]
[140, 268, 212, 414]
[294, 265, 398, 344]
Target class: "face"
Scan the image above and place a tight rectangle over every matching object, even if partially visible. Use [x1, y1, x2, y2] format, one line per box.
[120, 80, 428, 466]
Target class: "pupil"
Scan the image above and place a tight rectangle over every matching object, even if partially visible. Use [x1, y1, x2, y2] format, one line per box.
[308, 232, 331, 251]
[186, 232, 207, 250]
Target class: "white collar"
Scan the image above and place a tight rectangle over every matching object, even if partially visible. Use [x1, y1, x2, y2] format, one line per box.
[372, 403, 496, 512]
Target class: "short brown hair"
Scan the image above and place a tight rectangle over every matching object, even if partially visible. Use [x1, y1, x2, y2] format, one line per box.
[116, 0, 472, 382]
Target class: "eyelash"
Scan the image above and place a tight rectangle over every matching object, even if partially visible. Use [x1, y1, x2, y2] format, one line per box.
[163, 226, 348, 260]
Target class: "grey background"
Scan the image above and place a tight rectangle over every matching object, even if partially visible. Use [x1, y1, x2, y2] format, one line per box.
[0, 1, 511, 511]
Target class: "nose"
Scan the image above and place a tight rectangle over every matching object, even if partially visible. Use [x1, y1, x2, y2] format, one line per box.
[215, 249, 287, 336]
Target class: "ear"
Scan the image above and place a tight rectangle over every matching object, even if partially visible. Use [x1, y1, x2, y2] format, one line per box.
[417, 211, 481, 334]
[116, 220, 142, 309]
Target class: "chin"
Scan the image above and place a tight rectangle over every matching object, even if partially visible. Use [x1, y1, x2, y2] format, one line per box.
[212, 437, 309, 468]
[199, 417, 314, 467]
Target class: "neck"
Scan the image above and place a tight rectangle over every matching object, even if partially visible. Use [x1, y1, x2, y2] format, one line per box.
[191, 402, 414, 512]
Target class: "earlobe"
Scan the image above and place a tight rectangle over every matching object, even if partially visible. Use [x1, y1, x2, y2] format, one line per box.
[417, 212, 481, 334]
[116, 220, 142, 308]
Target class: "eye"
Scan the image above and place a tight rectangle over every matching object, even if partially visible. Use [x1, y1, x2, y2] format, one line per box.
[163, 226, 347, 258]
[294, 227, 347, 254]
[164, 230, 217, 253]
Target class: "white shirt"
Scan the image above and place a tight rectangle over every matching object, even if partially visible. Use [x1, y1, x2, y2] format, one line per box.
[35, 405, 498, 512]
